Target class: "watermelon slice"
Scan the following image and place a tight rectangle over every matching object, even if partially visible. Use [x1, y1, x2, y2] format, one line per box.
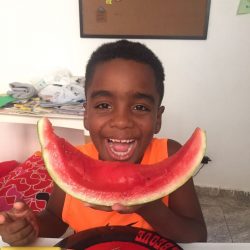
[37, 117, 206, 206]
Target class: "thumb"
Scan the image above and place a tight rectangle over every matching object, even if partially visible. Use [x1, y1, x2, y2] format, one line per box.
[0, 202, 28, 224]
[9, 201, 39, 236]
[0, 213, 13, 224]
[0, 214, 5, 224]
[8, 201, 30, 220]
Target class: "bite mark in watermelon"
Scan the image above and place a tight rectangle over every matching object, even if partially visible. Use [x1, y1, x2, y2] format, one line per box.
[37, 117, 206, 206]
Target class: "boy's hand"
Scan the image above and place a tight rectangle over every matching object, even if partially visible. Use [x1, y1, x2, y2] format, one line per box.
[83, 201, 143, 213]
[0, 201, 39, 246]
[111, 203, 143, 213]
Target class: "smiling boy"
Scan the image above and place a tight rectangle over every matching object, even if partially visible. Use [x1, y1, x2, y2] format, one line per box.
[0, 40, 207, 245]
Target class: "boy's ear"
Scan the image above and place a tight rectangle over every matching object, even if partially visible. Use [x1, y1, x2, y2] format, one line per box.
[154, 106, 165, 134]
[83, 102, 89, 131]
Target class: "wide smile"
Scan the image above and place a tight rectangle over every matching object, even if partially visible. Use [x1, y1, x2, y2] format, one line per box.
[105, 138, 137, 161]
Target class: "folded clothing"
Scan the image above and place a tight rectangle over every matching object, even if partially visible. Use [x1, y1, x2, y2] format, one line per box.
[38, 83, 84, 104]
[7, 82, 37, 99]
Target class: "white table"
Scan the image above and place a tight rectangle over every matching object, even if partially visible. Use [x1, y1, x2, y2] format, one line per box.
[0, 110, 87, 131]
[1, 237, 250, 249]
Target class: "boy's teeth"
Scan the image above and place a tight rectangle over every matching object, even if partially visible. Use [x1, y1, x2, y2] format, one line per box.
[107, 138, 136, 160]
[109, 139, 134, 143]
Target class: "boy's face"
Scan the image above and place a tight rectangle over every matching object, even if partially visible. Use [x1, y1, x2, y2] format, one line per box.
[84, 58, 164, 163]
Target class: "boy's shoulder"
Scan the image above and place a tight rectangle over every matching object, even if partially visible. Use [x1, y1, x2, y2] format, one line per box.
[149, 137, 181, 157]
[167, 139, 182, 157]
[76, 143, 98, 159]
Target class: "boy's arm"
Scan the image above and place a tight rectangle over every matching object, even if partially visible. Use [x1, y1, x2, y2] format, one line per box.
[137, 178, 207, 242]
[37, 183, 69, 238]
[0, 183, 68, 246]
[137, 139, 207, 242]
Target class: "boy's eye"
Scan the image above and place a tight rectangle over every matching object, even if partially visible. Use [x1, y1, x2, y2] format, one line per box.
[134, 104, 150, 112]
[95, 103, 111, 109]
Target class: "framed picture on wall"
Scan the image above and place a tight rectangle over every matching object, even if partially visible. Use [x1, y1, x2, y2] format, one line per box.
[79, 0, 211, 39]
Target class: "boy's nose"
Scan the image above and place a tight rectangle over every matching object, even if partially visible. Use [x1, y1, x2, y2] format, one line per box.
[110, 109, 133, 129]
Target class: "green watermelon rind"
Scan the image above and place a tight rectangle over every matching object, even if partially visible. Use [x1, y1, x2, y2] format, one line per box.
[38, 117, 206, 206]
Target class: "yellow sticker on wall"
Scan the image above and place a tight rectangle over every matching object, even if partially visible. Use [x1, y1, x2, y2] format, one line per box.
[237, 0, 250, 14]
[106, 0, 112, 5]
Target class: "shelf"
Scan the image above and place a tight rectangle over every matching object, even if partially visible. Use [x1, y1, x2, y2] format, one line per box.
[0, 109, 88, 134]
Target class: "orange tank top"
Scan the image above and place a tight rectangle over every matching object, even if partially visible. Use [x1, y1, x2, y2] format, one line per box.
[62, 138, 168, 232]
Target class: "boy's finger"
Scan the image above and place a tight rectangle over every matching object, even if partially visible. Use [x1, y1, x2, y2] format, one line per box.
[112, 203, 142, 213]
[0, 212, 13, 224]
[82, 201, 112, 212]
[8, 201, 30, 219]
[0, 214, 5, 224]
[13, 201, 28, 213]
[112, 203, 124, 211]
[82, 201, 91, 207]
[0, 202, 27, 224]
[1, 219, 36, 245]
[12, 202, 39, 234]
[10, 228, 37, 246]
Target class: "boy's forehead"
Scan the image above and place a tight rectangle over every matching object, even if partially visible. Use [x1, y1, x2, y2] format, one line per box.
[86, 59, 157, 92]
[95, 58, 154, 74]
[85, 58, 162, 105]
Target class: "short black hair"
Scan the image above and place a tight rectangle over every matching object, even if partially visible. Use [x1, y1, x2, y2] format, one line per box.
[85, 40, 165, 105]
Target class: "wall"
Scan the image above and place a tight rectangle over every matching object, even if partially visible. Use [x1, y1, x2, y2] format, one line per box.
[0, 122, 85, 162]
[0, 0, 249, 192]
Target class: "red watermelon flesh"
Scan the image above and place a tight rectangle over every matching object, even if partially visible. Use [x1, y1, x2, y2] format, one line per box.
[38, 117, 206, 206]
